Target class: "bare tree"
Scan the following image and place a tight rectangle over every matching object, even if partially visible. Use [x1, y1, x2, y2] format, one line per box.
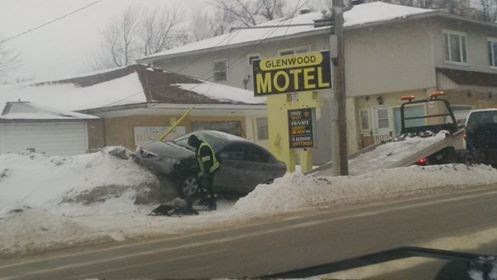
[214, 0, 288, 28]
[478, 0, 497, 21]
[0, 38, 21, 80]
[99, 6, 140, 68]
[190, 9, 229, 41]
[141, 7, 188, 56]
[90, 5, 187, 70]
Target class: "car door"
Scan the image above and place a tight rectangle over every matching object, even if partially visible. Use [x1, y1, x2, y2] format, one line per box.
[213, 143, 247, 194]
[240, 144, 275, 193]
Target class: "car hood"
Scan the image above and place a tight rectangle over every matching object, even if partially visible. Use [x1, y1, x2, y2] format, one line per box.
[140, 141, 195, 159]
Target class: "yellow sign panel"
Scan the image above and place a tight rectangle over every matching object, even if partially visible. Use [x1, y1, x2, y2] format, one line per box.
[252, 51, 332, 96]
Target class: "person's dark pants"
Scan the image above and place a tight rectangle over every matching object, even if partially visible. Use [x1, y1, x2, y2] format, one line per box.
[198, 173, 216, 210]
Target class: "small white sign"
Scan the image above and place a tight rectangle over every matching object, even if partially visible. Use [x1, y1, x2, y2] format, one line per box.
[134, 126, 186, 146]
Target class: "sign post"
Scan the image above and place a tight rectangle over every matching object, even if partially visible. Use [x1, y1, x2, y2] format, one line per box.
[253, 51, 331, 173]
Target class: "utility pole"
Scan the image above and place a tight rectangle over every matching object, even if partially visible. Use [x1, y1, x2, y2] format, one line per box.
[331, 0, 349, 175]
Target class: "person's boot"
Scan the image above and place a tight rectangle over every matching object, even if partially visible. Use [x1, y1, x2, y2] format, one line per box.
[207, 196, 217, 211]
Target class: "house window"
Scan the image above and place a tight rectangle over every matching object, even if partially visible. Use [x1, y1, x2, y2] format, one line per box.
[248, 54, 260, 66]
[359, 109, 370, 130]
[191, 121, 242, 136]
[443, 30, 467, 64]
[256, 117, 268, 140]
[488, 38, 497, 68]
[377, 108, 390, 129]
[278, 46, 310, 56]
[213, 60, 227, 81]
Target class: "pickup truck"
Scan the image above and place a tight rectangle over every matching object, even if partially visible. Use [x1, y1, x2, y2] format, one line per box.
[463, 109, 497, 167]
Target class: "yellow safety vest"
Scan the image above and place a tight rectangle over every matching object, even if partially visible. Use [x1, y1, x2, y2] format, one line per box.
[197, 142, 220, 175]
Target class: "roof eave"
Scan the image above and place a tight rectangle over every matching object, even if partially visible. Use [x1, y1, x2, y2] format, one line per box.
[137, 28, 331, 63]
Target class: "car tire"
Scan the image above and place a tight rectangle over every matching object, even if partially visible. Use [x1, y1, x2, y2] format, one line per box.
[462, 151, 481, 166]
[180, 176, 199, 199]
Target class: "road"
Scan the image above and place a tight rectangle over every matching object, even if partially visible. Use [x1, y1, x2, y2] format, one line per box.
[3, 184, 497, 279]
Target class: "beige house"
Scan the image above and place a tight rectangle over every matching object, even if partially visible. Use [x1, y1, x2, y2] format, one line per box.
[0, 65, 266, 153]
[138, 1, 497, 160]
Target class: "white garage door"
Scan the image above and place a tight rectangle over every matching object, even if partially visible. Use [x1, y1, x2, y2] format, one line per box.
[0, 122, 88, 156]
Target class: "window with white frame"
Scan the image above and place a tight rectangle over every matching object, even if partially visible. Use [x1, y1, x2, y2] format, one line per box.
[247, 54, 260, 66]
[443, 30, 467, 64]
[359, 109, 370, 130]
[256, 117, 268, 140]
[278, 46, 310, 56]
[213, 60, 227, 81]
[488, 38, 497, 68]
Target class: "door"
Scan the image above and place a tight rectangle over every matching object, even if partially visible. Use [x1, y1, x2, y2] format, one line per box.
[213, 143, 247, 194]
[240, 144, 275, 193]
[372, 106, 392, 143]
[0, 122, 88, 155]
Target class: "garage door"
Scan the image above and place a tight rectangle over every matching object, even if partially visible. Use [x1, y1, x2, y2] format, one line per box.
[0, 122, 88, 156]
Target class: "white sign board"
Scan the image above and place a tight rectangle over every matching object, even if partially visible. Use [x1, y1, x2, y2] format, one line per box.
[134, 126, 186, 146]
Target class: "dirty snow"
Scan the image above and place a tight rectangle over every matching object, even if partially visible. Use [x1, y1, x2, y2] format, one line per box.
[141, 2, 433, 60]
[0, 151, 159, 217]
[2, 149, 497, 256]
[348, 132, 447, 174]
[234, 164, 497, 215]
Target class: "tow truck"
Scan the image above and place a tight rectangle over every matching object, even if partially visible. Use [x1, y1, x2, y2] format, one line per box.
[312, 91, 472, 176]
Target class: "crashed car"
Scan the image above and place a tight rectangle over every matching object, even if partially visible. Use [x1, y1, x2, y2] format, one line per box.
[134, 130, 287, 197]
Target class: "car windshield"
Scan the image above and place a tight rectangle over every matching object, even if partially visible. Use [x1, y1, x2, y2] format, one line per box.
[4, 1, 497, 279]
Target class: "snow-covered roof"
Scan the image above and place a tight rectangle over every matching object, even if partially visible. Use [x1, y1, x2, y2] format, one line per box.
[172, 82, 265, 105]
[0, 101, 99, 120]
[0, 72, 146, 113]
[0, 65, 264, 115]
[140, 2, 434, 61]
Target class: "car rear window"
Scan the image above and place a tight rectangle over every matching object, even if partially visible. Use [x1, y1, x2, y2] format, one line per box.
[467, 111, 497, 128]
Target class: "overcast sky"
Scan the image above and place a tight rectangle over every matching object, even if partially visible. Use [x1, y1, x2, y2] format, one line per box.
[0, 0, 211, 82]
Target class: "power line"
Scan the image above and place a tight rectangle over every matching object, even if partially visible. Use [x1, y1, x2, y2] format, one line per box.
[0, 0, 105, 44]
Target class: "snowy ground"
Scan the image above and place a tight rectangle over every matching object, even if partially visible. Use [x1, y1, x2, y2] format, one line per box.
[2, 149, 497, 256]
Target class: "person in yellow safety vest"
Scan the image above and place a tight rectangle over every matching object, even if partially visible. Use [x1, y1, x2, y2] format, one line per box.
[188, 134, 220, 210]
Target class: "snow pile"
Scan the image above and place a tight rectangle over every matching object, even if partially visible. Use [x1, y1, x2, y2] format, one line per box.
[234, 164, 497, 215]
[0, 210, 109, 255]
[349, 132, 446, 174]
[0, 150, 160, 217]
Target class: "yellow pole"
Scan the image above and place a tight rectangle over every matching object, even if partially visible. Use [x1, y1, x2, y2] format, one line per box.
[159, 106, 194, 141]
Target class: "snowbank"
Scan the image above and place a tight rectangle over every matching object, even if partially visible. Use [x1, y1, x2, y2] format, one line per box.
[234, 164, 497, 215]
[3, 148, 497, 256]
[0, 150, 160, 217]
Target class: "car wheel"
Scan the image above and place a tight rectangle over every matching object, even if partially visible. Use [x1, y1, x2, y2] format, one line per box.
[462, 151, 481, 166]
[181, 176, 199, 198]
